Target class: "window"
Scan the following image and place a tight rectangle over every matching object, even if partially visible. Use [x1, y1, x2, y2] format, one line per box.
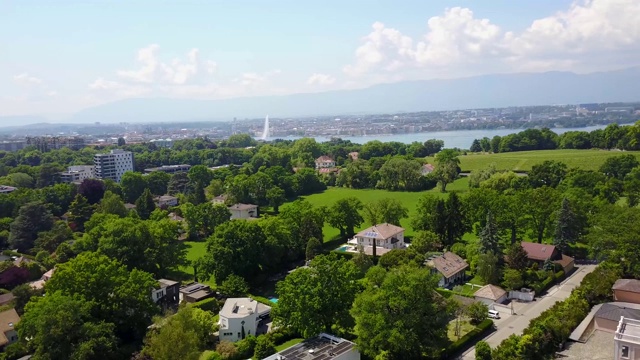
[237, 332, 241, 338]
[622, 345, 630, 359]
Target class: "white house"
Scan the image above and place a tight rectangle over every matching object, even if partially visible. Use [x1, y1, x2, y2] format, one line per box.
[426, 252, 469, 288]
[474, 284, 508, 306]
[228, 203, 258, 220]
[60, 165, 95, 183]
[353, 223, 405, 255]
[315, 155, 336, 169]
[0, 186, 16, 194]
[155, 195, 178, 208]
[262, 333, 360, 360]
[219, 298, 271, 343]
[211, 194, 228, 205]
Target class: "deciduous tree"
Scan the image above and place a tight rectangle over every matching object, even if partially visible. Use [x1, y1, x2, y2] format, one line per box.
[327, 197, 363, 237]
[351, 265, 451, 359]
[274, 254, 359, 338]
[10, 201, 53, 252]
[67, 194, 93, 232]
[434, 149, 460, 192]
[362, 198, 408, 226]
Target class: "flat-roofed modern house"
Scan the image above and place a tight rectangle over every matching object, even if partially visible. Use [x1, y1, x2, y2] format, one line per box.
[262, 333, 360, 360]
[615, 316, 640, 360]
[152, 279, 180, 310]
[155, 195, 179, 208]
[426, 252, 469, 288]
[144, 164, 191, 174]
[179, 283, 213, 303]
[352, 223, 405, 256]
[218, 297, 271, 343]
[60, 165, 95, 183]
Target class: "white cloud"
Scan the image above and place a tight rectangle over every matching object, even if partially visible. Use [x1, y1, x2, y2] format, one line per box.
[344, 0, 640, 78]
[13, 73, 43, 85]
[307, 73, 337, 86]
[233, 70, 281, 86]
[115, 44, 216, 85]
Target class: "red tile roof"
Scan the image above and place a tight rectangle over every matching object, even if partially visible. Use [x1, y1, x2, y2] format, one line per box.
[520, 241, 557, 261]
[613, 279, 640, 293]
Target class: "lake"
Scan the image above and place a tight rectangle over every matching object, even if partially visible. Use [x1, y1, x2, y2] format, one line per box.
[266, 124, 610, 149]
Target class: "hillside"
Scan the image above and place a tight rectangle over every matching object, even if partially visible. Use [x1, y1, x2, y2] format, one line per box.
[69, 67, 640, 124]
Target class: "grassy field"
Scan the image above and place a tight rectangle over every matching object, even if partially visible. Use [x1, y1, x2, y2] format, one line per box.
[427, 149, 640, 172]
[178, 241, 217, 287]
[285, 177, 470, 242]
[275, 338, 304, 351]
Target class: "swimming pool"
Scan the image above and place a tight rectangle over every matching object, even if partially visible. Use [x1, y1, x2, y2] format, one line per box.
[337, 245, 349, 252]
[269, 297, 278, 304]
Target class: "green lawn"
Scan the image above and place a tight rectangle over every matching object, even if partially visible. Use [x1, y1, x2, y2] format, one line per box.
[428, 149, 640, 172]
[285, 177, 470, 242]
[447, 318, 475, 341]
[179, 241, 216, 287]
[275, 338, 304, 352]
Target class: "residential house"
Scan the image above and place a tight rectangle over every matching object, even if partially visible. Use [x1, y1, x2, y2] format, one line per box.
[60, 165, 95, 183]
[179, 283, 213, 303]
[426, 252, 469, 288]
[144, 164, 191, 174]
[0, 294, 14, 307]
[474, 284, 508, 305]
[29, 268, 55, 290]
[353, 223, 405, 256]
[421, 163, 435, 175]
[151, 279, 180, 310]
[0, 309, 20, 349]
[520, 241, 575, 274]
[212, 194, 229, 205]
[315, 155, 336, 169]
[613, 279, 640, 304]
[615, 316, 640, 360]
[168, 212, 184, 222]
[262, 333, 360, 360]
[228, 203, 258, 220]
[155, 195, 178, 208]
[218, 297, 271, 343]
[0, 186, 17, 194]
[348, 152, 359, 161]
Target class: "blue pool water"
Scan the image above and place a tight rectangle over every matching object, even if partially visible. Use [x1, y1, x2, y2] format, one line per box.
[269, 297, 278, 304]
[337, 246, 348, 251]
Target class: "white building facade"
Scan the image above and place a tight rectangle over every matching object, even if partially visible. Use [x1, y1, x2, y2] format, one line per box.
[94, 150, 134, 183]
[615, 316, 640, 360]
[60, 165, 95, 183]
[219, 298, 271, 343]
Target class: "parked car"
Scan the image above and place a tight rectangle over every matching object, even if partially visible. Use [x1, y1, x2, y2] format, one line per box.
[488, 310, 500, 319]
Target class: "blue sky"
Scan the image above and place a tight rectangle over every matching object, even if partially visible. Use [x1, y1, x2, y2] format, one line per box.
[1, 0, 638, 117]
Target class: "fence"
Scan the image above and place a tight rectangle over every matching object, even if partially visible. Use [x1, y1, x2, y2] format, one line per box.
[509, 289, 536, 302]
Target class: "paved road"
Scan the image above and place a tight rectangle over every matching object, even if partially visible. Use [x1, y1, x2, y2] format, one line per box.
[458, 265, 596, 359]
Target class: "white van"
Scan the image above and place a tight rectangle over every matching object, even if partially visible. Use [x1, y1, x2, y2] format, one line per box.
[488, 310, 500, 319]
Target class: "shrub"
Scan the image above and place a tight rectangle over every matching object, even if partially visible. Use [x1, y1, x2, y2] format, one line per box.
[466, 302, 489, 325]
[215, 341, 237, 360]
[253, 335, 277, 359]
[191, 297, 219, 312]
[235, 335, 257, 359]
[475, 340, 492, 360]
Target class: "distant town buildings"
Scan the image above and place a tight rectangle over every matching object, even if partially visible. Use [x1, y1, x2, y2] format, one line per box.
[60, 165, 95, 183]
[26, 136, 85, 152]
[94, 149, 134, 183]
[0, 141, 25, 152]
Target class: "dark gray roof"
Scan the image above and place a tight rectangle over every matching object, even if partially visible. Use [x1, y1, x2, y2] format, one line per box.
[595, 303, 640, 322]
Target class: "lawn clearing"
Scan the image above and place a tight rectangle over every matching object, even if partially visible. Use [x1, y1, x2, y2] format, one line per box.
[428, 149, 640, 172]
[447, 317, 475, 341]
[285, 177, 470, 242]
[179, 241, 216, 287]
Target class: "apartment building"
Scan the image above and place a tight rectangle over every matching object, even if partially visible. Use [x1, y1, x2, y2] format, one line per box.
[94, 150, 134, 183]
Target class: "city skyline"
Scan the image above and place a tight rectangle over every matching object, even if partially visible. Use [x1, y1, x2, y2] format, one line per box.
[2, 0, 640, 120]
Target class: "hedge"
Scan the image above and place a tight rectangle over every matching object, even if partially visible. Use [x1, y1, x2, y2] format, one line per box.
[533, 275, 555, 294]
[190, 297, 220, 312]
[440, 319, 494, 359]
[330, 250, 356, 259]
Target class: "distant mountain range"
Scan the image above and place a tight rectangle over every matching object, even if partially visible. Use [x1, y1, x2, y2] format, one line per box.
[3, 67, 640, 127]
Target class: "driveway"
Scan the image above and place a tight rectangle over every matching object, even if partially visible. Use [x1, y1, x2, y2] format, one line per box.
[458, 265, 596, 359]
